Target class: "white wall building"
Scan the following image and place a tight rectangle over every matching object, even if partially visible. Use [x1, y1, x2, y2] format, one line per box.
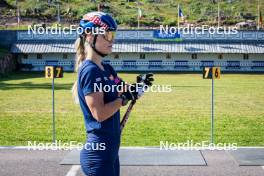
[11, 30, 264, 72]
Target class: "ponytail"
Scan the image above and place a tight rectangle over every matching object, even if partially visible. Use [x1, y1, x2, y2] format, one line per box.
[72, 36, 86, 104]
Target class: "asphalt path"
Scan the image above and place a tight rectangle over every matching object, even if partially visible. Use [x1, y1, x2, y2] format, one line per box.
[0, 148, 263, 176]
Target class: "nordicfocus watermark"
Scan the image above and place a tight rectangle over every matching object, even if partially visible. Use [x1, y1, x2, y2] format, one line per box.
[160, 140, 238, 150]
[27, 24, 106, 35]
[93, 82, 172, 93]
[27, 23, 238, 35]
[159, 24, 238, 35]
[27, 141, 106, 151]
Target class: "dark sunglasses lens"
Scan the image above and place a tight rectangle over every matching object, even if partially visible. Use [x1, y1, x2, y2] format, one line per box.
[104, 32, 115, 41]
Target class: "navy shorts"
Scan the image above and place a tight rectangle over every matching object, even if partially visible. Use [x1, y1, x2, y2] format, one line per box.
[80, 136, 120, 176]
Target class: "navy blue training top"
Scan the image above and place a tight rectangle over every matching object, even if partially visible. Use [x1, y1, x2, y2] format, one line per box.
[77, 60, 120, 141]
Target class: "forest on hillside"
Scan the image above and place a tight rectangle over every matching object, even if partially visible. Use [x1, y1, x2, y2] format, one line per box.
[0, 0, 263, 29]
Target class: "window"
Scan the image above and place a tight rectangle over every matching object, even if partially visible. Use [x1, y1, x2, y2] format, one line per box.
[252, 61, 264, 68]
[37, 54, 42, 59]
[23, 54, 28, 59]
[166, 53, 171, 59]
[103, 60, 110, 65]
[63, 53, 68, 59]
[114, 54, 119, 59]
[218, 54, 223, 60]
[201, 60, 214, 68]
[243, 54, 249, 60]
[140, 54, 145, 59]
[174, 60, 189, 69]
[226, 61, 240, 69]
[191, 54, 197, 59]
[123, 60, 137, 69]
[149, 60, 162, 68]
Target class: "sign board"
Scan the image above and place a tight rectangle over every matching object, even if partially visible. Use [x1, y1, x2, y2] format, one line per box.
[203, 67, 221, 144]
[44, 66, 63, 143]
[153, 30, 182, 41]
[45, 66, 63, 78]
[203, 67, 220, 79]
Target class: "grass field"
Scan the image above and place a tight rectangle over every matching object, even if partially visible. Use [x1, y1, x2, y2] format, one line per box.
[0, 72, 263, 146]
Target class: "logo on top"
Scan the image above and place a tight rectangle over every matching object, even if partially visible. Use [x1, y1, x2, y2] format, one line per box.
[83, 14, 109, 31]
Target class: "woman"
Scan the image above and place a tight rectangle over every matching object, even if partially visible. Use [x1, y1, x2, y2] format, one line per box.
[71, 12, 152, 176]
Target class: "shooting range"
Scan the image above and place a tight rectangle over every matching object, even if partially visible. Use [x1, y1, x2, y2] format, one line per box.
[0, 1, 264, 176]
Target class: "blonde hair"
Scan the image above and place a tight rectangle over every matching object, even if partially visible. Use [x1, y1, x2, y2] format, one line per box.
[72, 36, 86, 104]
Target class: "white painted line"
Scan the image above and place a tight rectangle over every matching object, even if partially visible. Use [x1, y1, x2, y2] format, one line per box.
[1, 146, 264, 150]
[261, 166, 264, 170]
[236, 147, 264, 149]
[65, 165, 80, 176]
[0, 146, 82, 150]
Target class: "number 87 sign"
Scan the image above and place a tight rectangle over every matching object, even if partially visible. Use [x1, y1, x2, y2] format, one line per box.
[203, 67, 221, 79]
[45, 66, 63, 142]
[45, 66, 63, 78]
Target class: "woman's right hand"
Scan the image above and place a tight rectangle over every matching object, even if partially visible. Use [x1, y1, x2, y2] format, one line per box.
[119, 83, 143, 106]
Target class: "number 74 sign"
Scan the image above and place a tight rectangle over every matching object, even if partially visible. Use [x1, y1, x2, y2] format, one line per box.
[45, 66, 63, 78]
[203, 67, 220, 79]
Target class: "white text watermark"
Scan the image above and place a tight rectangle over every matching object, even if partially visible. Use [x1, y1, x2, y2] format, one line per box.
[93, 83, 172, 93]
[27, 141, 106, 151]
[160, 140, 238, 150]
[159, 24, 238, 35]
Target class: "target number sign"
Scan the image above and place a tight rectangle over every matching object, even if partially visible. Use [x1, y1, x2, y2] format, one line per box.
[203, 67, 220, 79]
[45, 66, 63, 78]
[44, 66, 63, 142]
